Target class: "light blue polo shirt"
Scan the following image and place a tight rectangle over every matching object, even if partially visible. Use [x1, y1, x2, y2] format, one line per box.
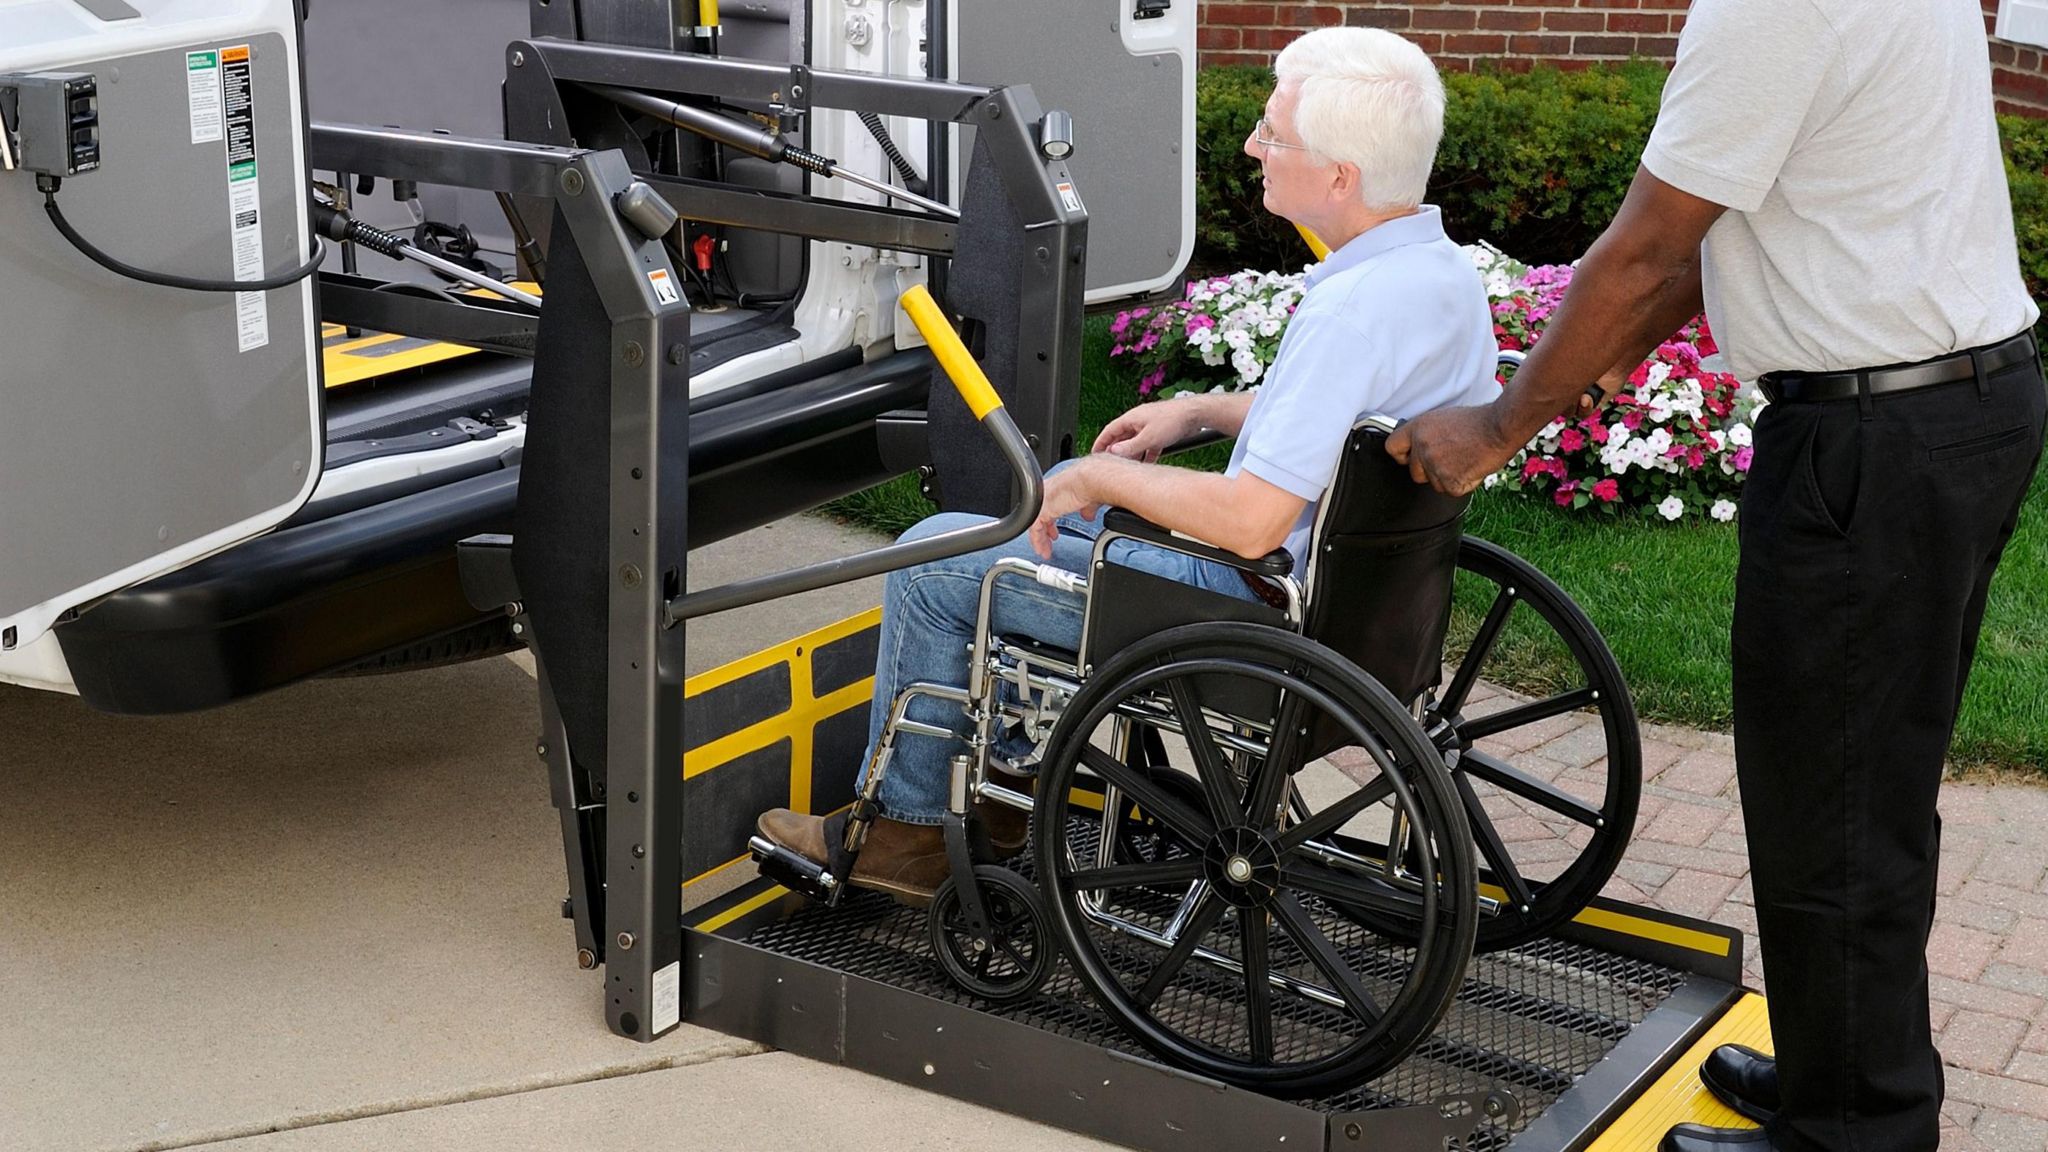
[1223, 205, 1498, 571]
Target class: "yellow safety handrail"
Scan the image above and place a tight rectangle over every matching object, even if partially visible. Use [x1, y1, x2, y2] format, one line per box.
[899, 283, 1005, 420]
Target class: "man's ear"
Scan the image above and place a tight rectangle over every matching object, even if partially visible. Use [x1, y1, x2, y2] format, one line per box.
[1328, 160, 1361, 204]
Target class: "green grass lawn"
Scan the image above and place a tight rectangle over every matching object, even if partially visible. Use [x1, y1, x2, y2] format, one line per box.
[827, 316, 2048, 771]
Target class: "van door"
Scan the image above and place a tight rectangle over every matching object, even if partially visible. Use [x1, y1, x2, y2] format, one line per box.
[0, 3, 322, 651]
[952, 0, 1195, 303]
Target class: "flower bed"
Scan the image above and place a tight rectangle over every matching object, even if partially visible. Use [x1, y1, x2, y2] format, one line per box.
[1111, 246, 1765, 521]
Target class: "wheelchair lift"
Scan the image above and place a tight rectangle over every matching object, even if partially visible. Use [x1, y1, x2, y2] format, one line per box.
[412, 35, 1765, 1152]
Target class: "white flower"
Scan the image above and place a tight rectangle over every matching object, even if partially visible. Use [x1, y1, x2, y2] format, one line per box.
[1643, 361, 1672, 390]
[1607, 422, 1631, 447]
[1231, 348, 1263, 383]
[1657, 495, 1686, 521]
[1257, 318, 1283, 337]
[1728, 423, 1752, 448]
[1710, 499, 1737, 522]
[1641, 428, 1673, 458]
[1482, 472, 1500, 489]
[1188, 328, 1219, 351]
[1200, 344, 1226, 367]
[1223, 328, 1253, 351]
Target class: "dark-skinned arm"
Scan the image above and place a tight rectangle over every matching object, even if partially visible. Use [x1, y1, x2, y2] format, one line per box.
[1388, 167, 1727, 495]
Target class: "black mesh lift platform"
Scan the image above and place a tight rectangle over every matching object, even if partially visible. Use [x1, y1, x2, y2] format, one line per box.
[673, 614, 1749, 1152]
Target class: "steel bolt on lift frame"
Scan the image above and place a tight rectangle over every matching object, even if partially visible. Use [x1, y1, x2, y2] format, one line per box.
[312, 30, 1759, 1152]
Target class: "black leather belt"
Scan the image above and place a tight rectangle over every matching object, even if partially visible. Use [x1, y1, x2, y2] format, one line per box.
[1239, 569, 1291, 611]
[1757, 331, 2038, 404]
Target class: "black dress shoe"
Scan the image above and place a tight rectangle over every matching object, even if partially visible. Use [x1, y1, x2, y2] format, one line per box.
[1700, 1043, 1780, 1124]
[1660, 1123, 1777, 1151]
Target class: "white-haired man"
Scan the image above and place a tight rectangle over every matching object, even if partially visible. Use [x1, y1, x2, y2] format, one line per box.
[756, 26, 1500, 905]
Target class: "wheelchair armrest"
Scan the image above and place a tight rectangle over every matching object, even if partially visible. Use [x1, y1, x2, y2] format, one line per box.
[1099, 507, 1293, 578]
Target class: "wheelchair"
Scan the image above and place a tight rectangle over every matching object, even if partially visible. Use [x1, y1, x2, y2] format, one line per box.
[752, 399, 1642, 1098]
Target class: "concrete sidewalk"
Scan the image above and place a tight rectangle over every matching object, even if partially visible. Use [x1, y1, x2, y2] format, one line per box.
[3, 513, 2044, 1150]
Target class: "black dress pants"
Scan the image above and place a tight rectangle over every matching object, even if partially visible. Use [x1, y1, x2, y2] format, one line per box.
[1732, 348, 2046, 1152]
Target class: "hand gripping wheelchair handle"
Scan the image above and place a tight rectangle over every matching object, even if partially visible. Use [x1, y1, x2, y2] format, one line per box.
[664, 284, 1044, 625]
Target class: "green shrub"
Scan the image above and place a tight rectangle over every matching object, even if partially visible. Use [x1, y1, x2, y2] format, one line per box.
[1197, 62, 2048, 309]
[1194, 60, 1669, 271]
[1191, 64, 1301, 275]
[1433, 61, 1668, 263]
[2001, 113, 2048, 327]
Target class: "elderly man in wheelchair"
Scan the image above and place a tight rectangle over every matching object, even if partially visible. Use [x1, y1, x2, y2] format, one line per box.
[753, 27, 1640, 1093]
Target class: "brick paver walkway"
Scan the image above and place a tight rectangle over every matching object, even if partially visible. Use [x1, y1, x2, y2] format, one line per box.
[1511, 704, 2048, 1149]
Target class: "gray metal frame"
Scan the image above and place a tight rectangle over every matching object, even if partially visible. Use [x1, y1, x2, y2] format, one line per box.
[312, 31, 1084, 1040]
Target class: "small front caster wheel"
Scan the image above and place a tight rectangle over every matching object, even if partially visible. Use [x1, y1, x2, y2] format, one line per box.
[928, 865, 1053, 1003]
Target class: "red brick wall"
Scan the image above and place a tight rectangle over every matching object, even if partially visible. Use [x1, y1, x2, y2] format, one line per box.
[1199, 1, 2048, 117]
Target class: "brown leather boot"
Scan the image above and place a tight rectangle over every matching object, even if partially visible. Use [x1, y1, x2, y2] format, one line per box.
[756, 809, 950, 907]
[976, 767, 1034, 858]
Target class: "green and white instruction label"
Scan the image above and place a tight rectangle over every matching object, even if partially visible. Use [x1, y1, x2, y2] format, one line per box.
[219, 45, 268, 353]
[186, 50, 222, 144]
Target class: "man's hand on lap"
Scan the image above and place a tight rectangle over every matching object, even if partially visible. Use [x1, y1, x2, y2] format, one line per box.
[1029, 456, 1108, 559]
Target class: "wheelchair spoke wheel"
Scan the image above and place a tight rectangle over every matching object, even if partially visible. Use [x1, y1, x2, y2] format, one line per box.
[928, 865, 1053, 1003]
[1425, 536, 1642, 950]
[1034, 623, 1477, 1097]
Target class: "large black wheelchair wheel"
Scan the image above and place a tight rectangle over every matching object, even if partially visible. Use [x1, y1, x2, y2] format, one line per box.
[1033, 623, 1479, 1097]
[1423, 536, 1642, 950]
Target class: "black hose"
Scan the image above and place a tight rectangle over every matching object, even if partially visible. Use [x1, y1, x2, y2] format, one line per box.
[41, 179, 325, 294]
[859, 110, 923, 189]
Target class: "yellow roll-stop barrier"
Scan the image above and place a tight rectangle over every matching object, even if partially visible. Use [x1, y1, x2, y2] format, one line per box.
[900, 283, 1005, 421]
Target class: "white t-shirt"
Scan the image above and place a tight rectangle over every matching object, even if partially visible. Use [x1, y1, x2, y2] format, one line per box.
[1642, 0, 2038, 381]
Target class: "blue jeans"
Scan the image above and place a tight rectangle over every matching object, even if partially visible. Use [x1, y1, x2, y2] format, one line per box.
[860, 468, 1264, 824]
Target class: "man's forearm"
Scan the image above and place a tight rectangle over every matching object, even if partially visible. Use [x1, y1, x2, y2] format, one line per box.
[1077, 455, 1280, 558]
[1595, 251, 1705, 392]
[1492, 231, 1702, 447]
[1186, 390, 1256, 438]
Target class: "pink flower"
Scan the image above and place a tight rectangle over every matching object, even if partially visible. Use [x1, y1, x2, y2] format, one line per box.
[1591, 478, 1620, 503]
[1184, 313, 1216, 337]
[1553, 480, 1579, 507]
[1621, 411, 1645, 431]
[1585, 420, 1610, 445]
[1135, 329, 1160, 353]
[1733, 446, 1754, 472]
[1558, 427, 1586, 453]
[1137, 367, 1166, 395]
[1110, 312, 1133, 337]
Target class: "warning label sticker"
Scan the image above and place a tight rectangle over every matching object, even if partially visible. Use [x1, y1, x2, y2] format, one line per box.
[652, 961, 681, 1034]
[649, 268, 681, 306]
[220, 46, 268, 353]
[1056, 180, 1084, 214]
[186, 50, 223, 144]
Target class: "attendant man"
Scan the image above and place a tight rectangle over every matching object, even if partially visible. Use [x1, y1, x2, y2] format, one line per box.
[755, 26, 1500, 905]
[1390, 3, 2045, 1149]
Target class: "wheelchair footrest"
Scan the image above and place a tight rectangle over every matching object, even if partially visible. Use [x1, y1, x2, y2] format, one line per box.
[749, 835, 839, 902]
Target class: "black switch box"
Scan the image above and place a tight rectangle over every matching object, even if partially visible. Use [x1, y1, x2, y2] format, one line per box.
[5, 72, 100, 177]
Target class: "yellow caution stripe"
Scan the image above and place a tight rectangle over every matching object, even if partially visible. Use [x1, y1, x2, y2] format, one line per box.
[693, 884, 789, 934]
[900, 283, 1004, 420]
[1588, 993, 1771, 1149]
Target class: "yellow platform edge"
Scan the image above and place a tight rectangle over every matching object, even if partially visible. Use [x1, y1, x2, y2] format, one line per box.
[1586, 992, 1771, 1150]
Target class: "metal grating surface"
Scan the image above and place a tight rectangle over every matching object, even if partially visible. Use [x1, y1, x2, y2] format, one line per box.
[740, 848, 1690, 1149]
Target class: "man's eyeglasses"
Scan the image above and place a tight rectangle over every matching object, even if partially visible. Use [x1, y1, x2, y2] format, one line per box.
[1253, 117, 1310, 152]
